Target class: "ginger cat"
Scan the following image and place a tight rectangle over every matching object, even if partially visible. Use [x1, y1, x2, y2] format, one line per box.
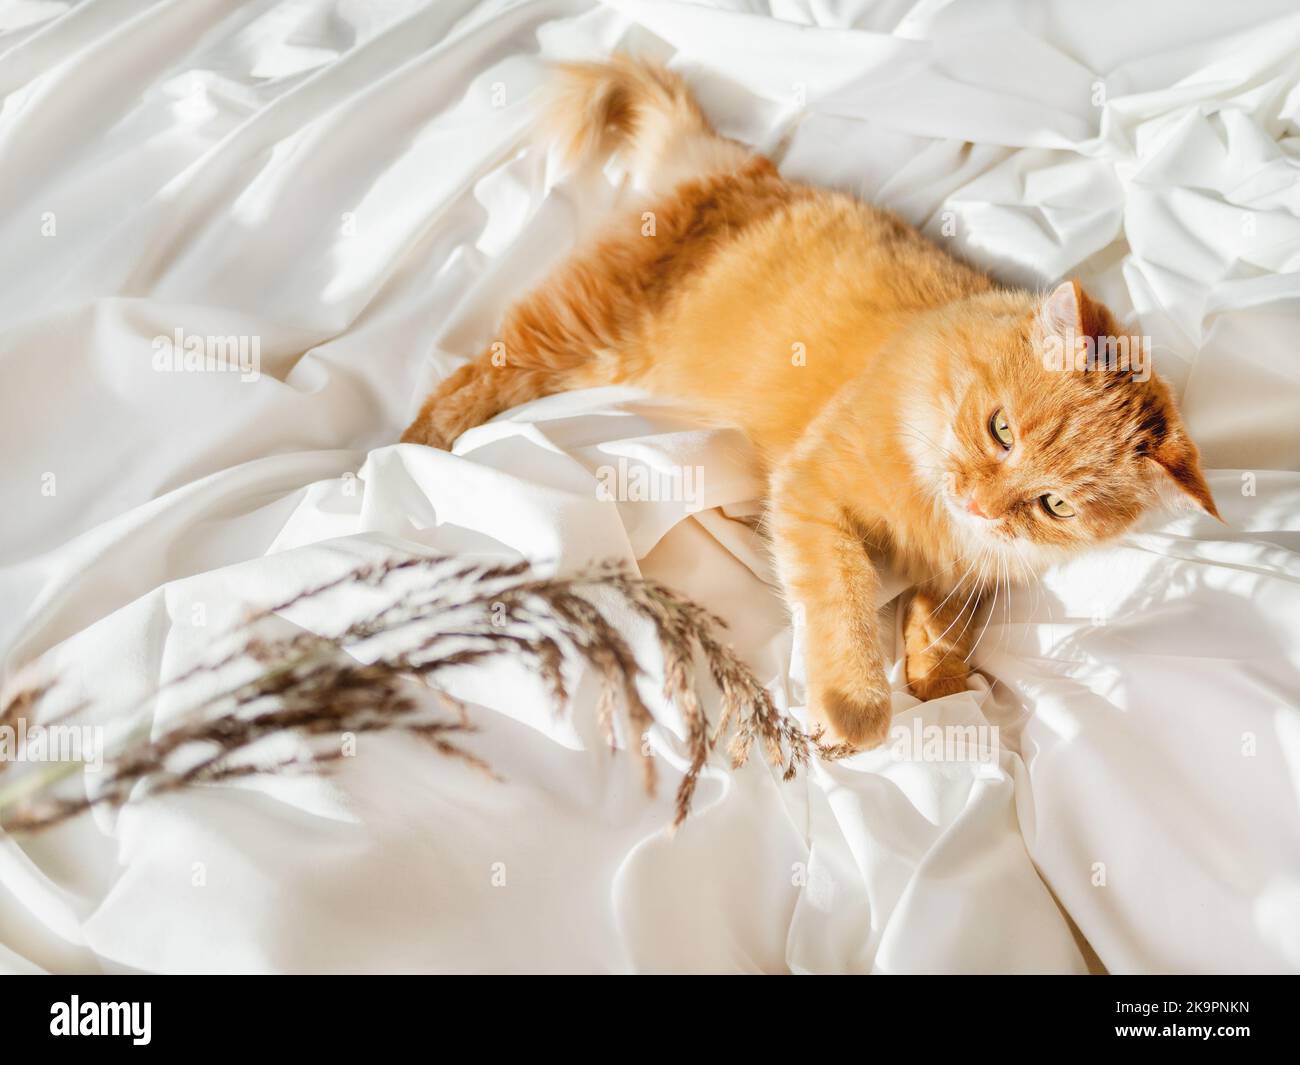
[402, 56, 1219, 748]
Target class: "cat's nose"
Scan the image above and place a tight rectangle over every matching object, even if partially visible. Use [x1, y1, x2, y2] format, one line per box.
[963, 496, 989, 519]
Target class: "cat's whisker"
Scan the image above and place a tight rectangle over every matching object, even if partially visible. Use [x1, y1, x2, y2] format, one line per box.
[927, 556, 980, 618]
[1012, 539, 1053, 634]
[1018, 546, 1042, 626]
[998, 554, 1015, 658]
[950, 552, 990, 654]
[922, 548, 988, 657]
[966, 553, 1001, 664]
[916, 561, 983, 656]
[1003, 547, 1031, 652]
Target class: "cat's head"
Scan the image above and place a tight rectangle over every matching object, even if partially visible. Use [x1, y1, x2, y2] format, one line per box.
[908, 280, 1218, 567]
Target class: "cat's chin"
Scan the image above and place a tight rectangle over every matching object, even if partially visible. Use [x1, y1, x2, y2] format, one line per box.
[938, 493, 1039, 566]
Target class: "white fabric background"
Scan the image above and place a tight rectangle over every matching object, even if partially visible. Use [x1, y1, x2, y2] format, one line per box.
[1, 0, 1298, 973]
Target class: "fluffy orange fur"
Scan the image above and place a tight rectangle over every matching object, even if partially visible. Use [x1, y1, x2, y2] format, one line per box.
[402, 55, 1219, 748]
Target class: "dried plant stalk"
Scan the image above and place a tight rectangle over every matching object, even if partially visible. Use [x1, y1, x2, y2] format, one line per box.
[0, 554, 840, 833]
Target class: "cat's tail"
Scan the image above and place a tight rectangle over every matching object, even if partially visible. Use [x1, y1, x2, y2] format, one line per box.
[538, 54, 748, 190]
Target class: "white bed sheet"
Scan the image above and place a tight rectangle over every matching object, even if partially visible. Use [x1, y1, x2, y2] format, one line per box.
[1, 0, 1298, 973]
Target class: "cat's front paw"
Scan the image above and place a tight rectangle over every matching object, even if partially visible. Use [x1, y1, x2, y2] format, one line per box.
[811, 683, 893, 750]
[906, 668, 970, 702]
[903, 588, 974, 702]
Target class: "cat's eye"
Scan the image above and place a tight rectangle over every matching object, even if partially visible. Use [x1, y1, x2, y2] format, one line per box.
[1041, 493, 1075, 518]
[989, 409, 1013, 450]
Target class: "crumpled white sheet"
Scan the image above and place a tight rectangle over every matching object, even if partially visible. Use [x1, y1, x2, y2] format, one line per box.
[1, 0, 1297, 974]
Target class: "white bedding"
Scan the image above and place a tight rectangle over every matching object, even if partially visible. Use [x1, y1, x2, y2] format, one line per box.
[1, 0, 1298, 974]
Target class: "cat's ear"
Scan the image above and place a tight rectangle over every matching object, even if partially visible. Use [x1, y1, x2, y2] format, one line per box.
[1145, 417, 1222, 521]
[1037, 279, 1105, 341]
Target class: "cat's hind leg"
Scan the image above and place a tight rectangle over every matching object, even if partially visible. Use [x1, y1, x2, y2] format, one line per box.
[401, 243, 634, 448]
[400, 347, 564, 449]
